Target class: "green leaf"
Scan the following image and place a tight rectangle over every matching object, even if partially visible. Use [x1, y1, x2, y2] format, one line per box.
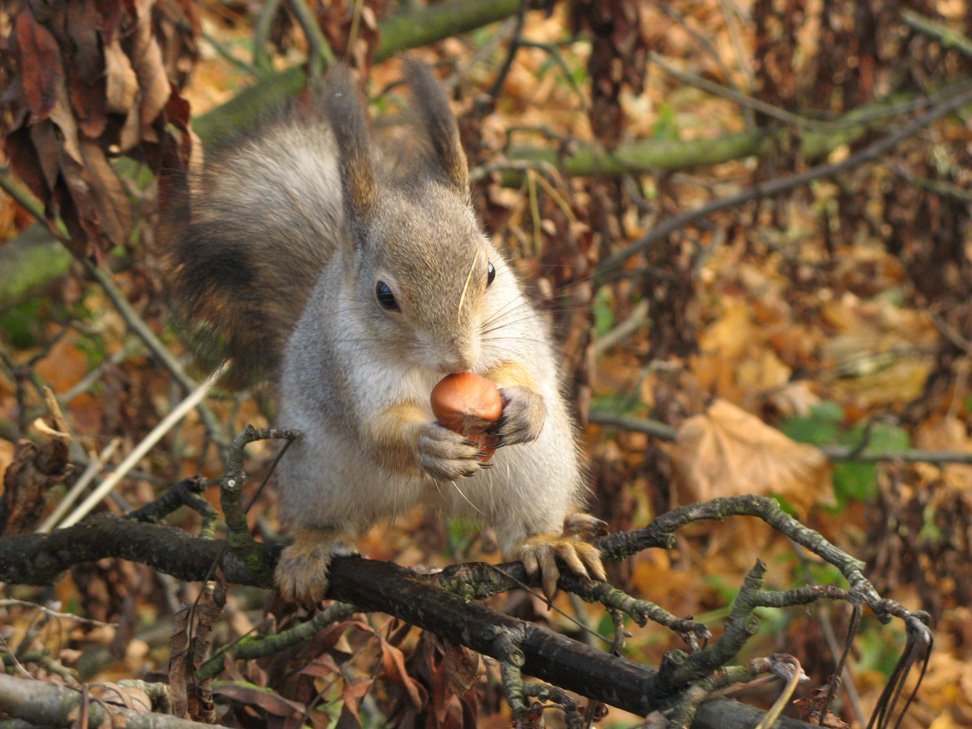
[0, 298, 45, 349]
[651, 104, 681, 142]
[593, 287, 615, 337]
[785, 404, 911, 505]
[781, 401, 844, 445]
[833, 461, 878, 502]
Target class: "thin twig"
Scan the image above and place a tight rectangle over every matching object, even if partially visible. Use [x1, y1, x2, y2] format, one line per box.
[80, 261, 230, 459]
[594, 80, 972, 283]
[903, 10, 972, 58]
[286, 0, 334, 79]
[36, 437, 122, 533]
[252, 0, 284, 73]
[57, 364, 227, 528]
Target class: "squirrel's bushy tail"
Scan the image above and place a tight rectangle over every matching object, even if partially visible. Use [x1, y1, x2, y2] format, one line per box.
[158, 100, 343, 386]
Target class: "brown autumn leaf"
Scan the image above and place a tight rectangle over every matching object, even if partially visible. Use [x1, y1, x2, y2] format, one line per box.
[78, 139, 134, 247]
[3, 0, 195, 257]
[88, 683, 153, 713]
[104, 40, 139, 115]
[66, 0, 103, 84]
[664, 398, 834, 513]
[335, 701, 362, 729]
[28, 121, 60, 191]
[4, 124, 48, 206]
[130, 0, 172, 142]
[299, 652, 343, 679]
[212, 682, 307, 719]
[380, 637, 426, 711]
[0, 415, 71, 536]
[442, 640, 482, 697]
[67, 62, 108, 140]
[14, 10, 62, 122]
[337, 676, 374, 727]
[168, 575, 226, 721]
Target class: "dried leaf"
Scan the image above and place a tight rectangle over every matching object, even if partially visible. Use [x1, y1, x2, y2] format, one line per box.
[89, 683, 153, 713]
[15, 10, 62, 122]
[48, 70, 83, 165]
[66, 0, 104, 84]
[665, 399, 834, 512]
[442, 641, 481, 697]
[96, 0, 127, 44]
[68, 61, 108, 139]
[380, 638, 425, 710]
[28, 121, 61, 192]
[104, 40, 139, 115]
[334, 702, 362, 729]
[338, 676, 373, 724]
[168, 575, 226, 721]
[0, 415, 71, 536]
[299, 653, 342, 679]
[212, 682, 306, 719]
[4, 123, 50, 205]
[130, 0, 172, 139]
[168, 603, 191, 717]
[78, 138, 134, 246]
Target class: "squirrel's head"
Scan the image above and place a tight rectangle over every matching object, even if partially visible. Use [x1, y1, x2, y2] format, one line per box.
[325, 60, 506, 375]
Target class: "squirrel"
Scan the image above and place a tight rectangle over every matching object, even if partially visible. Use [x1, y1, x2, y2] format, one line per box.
[160, 59, 606, 605]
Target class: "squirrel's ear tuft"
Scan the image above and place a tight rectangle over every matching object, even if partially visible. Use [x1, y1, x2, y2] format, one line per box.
[403, 58, 469, 200]
[324, 64, 377, 223]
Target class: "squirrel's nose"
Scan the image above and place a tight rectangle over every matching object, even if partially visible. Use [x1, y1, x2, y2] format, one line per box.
[438, 340, 479, 374]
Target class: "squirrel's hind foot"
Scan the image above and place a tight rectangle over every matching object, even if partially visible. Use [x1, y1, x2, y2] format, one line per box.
[275, 527, 359, 607]
[512, 518, 607, 602]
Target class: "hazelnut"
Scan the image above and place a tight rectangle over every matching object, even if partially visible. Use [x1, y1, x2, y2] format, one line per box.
[431, 372, 502, 462]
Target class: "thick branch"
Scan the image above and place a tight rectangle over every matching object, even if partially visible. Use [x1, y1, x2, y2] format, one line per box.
[0, 514, 275, 586]
[0, 674, 223, 729]
[192, 0, 522, 143]
[0, 514, 822, 726]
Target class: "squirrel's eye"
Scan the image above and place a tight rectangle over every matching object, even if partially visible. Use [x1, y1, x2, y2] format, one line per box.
[376, 281, 399, 311]
[486, 261, 496, 289]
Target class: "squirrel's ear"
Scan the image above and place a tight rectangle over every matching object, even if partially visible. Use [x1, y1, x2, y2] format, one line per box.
[403, 58, 470, 200]
[324, 65, 377, 224]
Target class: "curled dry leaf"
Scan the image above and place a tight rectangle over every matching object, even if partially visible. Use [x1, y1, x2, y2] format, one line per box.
[212, 682, 307, 720]
[89, 683, 153, 713]
[2, 0, 196, 256]
[168, 574, 225, 721]
[0, 415, 71, 536]
[14, 10, 62, 122]
[442, 640, 482, 697]
[104, 41, 139, 116]
[380, 638, 426, 711]
[664, 399, 834, 513]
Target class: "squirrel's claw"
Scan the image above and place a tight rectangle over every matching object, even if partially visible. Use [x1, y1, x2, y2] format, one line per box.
[513, 528, 606, 602]
[417, 423, 483, 480]
[564, 512, 609, 540]
[492, 386, 546, 446]
[275, 528, 359, 607]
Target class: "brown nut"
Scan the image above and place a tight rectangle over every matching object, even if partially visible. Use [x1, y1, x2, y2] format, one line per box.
[431, 372, 502, 462]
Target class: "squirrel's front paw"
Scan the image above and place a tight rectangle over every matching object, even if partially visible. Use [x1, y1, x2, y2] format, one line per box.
[492, 386, 546, 446]
[417, 423, 484, 480]
[275, 527, 359, 607]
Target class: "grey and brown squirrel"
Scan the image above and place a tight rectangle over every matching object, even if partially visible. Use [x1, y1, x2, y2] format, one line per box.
[160, 59, 605, 605]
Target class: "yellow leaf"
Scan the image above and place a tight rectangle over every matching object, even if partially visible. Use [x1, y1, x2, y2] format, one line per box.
[665, 399, 834, 512]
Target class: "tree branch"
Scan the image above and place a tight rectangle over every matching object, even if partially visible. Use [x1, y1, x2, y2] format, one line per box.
[0, 674, 223, 729]
[0, 492, 923, 728]
[593, 80, 972, 282]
